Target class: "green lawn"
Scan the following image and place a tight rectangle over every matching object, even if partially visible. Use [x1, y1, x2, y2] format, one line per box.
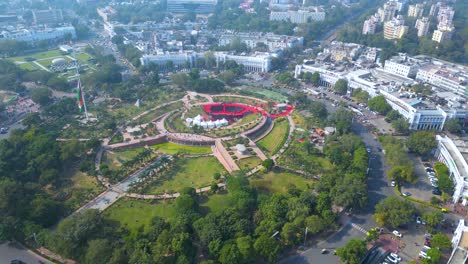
[7, 49, 63, 62]
[199, 192, 232, 215]
[103, 147, 146, 170]
[257, 118, 290, 156]
[17, 62, 38, 71]
[250, 170, 314, 193]
[151, 142, 212, 155]
[37, 56, 70, 68]
[235, 113, 261, 127]
[237, 156, 262, 170]
[74, 53, 93, 62]
[144, 156, 225, 194]
[253, 89, 287, 101]
[138, 101, 184, 124]
[103, 198, 176, 239]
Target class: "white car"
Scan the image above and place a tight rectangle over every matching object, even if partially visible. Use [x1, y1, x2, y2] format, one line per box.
[392, 230, 402, 237]
[416, 216, 422, 224]
[391, 180, 396, 187]
[390, 253, 402, 262]
[386, 255, 399, 263]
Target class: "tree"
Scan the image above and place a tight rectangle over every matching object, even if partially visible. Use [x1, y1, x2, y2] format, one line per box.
[30, 87, 52, 106]
[329, 108, 354, 134]
[422, 211, 443, 228]
[171, 73, 190, 88]
[83, 239, 113, 264]
[336, 238, 366, 264]
[388, 165, 416, 184]
[424, 248, 441, 264]
[431, 233, 451, 250]
[309, 101, 328, 120]
[407, 131, 437, 157]
[262, 159, 274, 171]
[374, 197, 415, 228]
[392, 118, 410, 134]
[334, 79, 348, 95]
[304, 215, 326, 235]
[368, 96, 391, 115]
[386, 110, 401, 121]
[219, 242, 241, 264]
[253, 235, 280, 263]
[352, 88, 369, 103]
[444, 119, 462, 134]
[236, 236, 254, 263]
[311, 72, 320, 86]
[281, 222, 301, 245]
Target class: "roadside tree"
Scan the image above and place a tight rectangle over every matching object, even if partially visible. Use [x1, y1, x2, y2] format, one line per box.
[374, 197, 415, 228]
[336, 238, 366, 264]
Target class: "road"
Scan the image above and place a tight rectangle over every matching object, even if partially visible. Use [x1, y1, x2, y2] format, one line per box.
[0, 242, 53, 264]
[277, 85, 395, 263]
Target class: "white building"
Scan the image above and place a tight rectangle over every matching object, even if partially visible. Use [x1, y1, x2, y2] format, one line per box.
[383, 15, 408, 40]
[167, 0, 218, 13]
[377, 0, 398, 22]
[139, 52, 201, 69]
[269, 7, 325, 23]
[362, 15, 380, 35]
[415, 58, 468, 96]
[0, 26, 76, 43]
[437, 6, 455, 26]
[214, 52, 272, 72]
[415, 17, 430, 37]
[407, 4, 424, 18]
[384, 54, 423, 78]
[434, 135, 468, 205]
[448, 220, 468, 264]
[432, 26, 454, 43]
[219, 32, 303, 51]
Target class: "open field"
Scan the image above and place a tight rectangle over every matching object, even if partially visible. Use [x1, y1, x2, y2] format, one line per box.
[137, 101, 184, 124]
[151, 142, 212, 155]
[252, 89, 287, 101]
[103, 198, 176, 238]
[199, 192, 232, 214]
[7, 49, 94, 72]
[257, 118, 290, 156]
[250, 170, 314, 193]
[237, 156, 262, 171]
[143, 156, 225, 194]
[102, 147, 146, 170]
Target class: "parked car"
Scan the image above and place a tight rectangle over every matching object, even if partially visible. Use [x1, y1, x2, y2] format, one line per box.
[424, 234, 432, 239]
[391, 180, 396, 187]
[392, 230, 402, 237]
[432, 188, 441, 195]
[386, 255, 399, 263]
[416, 216, 422, 224]
[390, 253, 402, 262]
[402, 192, 411, 197]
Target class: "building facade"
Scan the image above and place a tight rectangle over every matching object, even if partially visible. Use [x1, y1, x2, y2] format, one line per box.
[219, 32, 303, 51]
[362, 15, 380, 35]
[269, 8, 325, 23]
[167, 0, 218, 13]
[215, 52, 272, 72]
[0, 26, 76, 43]
[407, 4, 424, 18]
[32, 9, 64, 24]
[140, 52, 200, 70]
[383, 54, 422, 78]
[383, 16, 408, 40]
[416, 59, 468, 96]
[415, 17, 430, 37]
[434, 135, 468, 205]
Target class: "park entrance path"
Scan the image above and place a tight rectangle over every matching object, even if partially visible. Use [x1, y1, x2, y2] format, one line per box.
[212, 139, 240, 173]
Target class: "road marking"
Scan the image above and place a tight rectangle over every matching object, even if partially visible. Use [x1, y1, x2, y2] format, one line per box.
[351, 223, 368, 234]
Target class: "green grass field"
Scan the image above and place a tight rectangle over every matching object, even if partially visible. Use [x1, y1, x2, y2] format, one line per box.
[151, 142, 212, 155]
[103, 198, 176, 238]
[199, 192, 232, 214]
[138, 101, 184, 124]
[75, 53, 93, 61]
[253, 89, 287, 101]
[237, 156, 262, 170]
[257, 118, 290, 156]
[103, 147, 146, 170]
[250, 170, 314, 193]
[7, 49, 94, 71]
[144, 156, 225, 194]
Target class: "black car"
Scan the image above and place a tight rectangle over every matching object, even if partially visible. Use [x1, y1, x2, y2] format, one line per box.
[432, 188, 441, 195]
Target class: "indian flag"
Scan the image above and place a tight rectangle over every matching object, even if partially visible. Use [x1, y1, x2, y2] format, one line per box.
[76, 79, 84, 112]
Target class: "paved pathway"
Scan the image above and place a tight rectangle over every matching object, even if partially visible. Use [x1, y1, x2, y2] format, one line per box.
[32, 61, 50, 72]
[0, 242, 55, 264]
[272, 115, 295, 161]
[212, 140, 240, 173]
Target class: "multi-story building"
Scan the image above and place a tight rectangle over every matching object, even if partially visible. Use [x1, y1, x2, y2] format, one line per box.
[407, 3, 424, 18]
[219, 32, 303, 51]
[214, 52, 272, 72]
[449, 220, 468, 264]
[269, 7, 325, 23]
[167, 0, 218, 13]
[0, 26, 76, 43]
[377, 0, 398, 22]
[383, 15, 408, 39]
[362, 15, 380, 35]
[434, 136, 468, 205]
[432, 26, 454, 43]
[384, 53, 423, 78]
[415, 57, 468, 96]
[32, 9, 64, 24]
[437, 6, 455, 26]
[139, 52, 200, 69]
[415, 17, 430, 37]
[429, 3, 441, 16]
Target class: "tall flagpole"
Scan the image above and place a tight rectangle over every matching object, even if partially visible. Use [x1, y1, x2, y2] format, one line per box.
[72, 49, 89, 121]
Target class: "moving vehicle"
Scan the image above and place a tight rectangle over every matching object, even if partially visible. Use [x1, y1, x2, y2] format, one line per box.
[416, 216, 422, 224]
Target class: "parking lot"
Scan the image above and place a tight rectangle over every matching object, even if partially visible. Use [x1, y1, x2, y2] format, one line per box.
[400, 155, 437, 202]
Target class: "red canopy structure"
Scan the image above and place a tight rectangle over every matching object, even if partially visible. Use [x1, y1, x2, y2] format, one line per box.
[202, 102, 294, 119]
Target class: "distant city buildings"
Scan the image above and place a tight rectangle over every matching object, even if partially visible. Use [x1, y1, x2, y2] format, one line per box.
[214, 52, 272, 72]
[269, 7, 325, 23]
[166, 0, 218, 13]
[0, 25, 76, 43]
[219, 32, 303, 51]
[377, 0, 399, 22]
[415, 17, 430, 37]
[407, 3, 424, 18]
[383, 15, 408, 39]
[362, 15, 380, 35]
[384, 53, 422, 78]
[32, 9, 64, 25]
[432, 5, 455, 43]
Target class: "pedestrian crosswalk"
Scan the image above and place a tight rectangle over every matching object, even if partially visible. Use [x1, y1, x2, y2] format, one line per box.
[351, 223, 368, 234]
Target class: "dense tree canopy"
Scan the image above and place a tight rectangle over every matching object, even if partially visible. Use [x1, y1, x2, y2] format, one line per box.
[336, 238, 366, 264]
[368, 95, 391, 115]
[333, 79, 348, 95]
[374, 197, 415, 228]
[407, 131, 437, 157]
